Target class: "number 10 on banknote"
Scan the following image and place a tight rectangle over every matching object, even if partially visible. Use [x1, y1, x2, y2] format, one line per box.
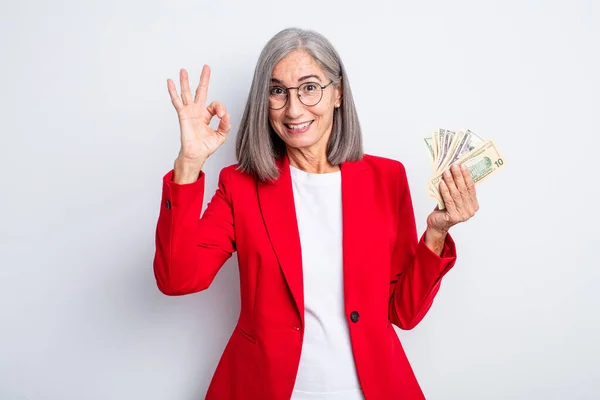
[424, 128, 506, 210]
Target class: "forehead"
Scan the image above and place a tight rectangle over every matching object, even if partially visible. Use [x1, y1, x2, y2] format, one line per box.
[271, 50, 325, 82]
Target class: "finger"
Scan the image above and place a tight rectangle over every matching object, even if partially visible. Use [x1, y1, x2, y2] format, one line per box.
[461, 164, 479, 211]
[443, 169, 471, 220]
[216, 113, 231, 138]
[206, 101, 226, 119]
[451, 164, 469, 198]
[167, 78, 183, 111]
[439, 180, 458, 221]
[194, 65, 211, 106]
[442, 169, 463, 209]
[180, 68, 193, 106]
[451, 164, 474, 216]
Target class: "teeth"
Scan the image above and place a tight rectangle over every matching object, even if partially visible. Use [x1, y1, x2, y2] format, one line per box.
[287, 122, 311, 130]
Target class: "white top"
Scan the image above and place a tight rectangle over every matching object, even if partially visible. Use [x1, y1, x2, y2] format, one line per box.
[289, 165, 364, 400]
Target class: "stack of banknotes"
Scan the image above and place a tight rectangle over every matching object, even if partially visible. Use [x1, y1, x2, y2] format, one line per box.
[424, 128, 506, 209]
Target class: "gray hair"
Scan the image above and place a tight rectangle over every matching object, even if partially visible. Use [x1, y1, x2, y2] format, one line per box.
[235, 27, 363, 182]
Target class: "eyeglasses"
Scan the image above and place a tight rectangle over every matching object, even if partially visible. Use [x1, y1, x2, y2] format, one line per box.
[268, 80, 334, 110]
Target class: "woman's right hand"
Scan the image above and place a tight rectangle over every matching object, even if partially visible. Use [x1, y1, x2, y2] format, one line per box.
[167, 66, 231, 181]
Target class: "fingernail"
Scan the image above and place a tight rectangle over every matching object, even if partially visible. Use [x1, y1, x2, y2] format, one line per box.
[444, 170, 451, 178]
[461, 163, 467, 171]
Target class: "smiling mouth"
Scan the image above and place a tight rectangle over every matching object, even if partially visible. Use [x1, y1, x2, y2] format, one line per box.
[284, 121, 314, 130]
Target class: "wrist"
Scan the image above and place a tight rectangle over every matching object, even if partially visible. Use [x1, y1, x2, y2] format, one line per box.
[424, 227, 448, 256]
[173, 157, 205, 184]
[426, 225, 448, 237]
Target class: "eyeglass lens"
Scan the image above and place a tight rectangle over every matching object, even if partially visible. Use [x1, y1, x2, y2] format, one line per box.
[269, 82, 323, 109]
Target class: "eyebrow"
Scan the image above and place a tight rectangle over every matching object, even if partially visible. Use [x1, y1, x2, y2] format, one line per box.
[271, 74, 323, 84]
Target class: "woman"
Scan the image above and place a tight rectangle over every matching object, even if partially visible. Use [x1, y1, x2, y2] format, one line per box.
[153, 28, 478, 400]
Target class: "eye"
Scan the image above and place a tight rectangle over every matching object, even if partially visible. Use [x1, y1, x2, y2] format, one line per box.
[269, 86, 286, 96]
[303, 83, 318, 92]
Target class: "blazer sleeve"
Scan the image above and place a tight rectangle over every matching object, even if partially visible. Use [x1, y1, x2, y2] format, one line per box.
[388, 162, 457, 330]
[153, 167, 235, 296]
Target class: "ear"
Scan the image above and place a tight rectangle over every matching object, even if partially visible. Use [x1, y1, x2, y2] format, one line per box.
[334, 78, 343, 107]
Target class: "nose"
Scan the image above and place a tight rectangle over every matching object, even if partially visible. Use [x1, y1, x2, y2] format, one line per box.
[285, 90, 304, 119]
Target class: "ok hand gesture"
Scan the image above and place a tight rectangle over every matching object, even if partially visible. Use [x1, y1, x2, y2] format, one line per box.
[167, 66, 231, 168]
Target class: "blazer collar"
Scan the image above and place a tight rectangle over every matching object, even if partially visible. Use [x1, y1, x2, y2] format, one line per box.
[257, 154, 368, 324]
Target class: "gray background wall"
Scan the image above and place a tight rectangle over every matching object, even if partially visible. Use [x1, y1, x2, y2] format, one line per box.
[1, 0, 598, 399]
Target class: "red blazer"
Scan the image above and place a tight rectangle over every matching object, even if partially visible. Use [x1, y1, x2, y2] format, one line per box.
[153, 154, 457, 400]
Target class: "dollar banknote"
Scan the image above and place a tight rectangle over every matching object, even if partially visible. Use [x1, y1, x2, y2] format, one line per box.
[424, 129, 505, 209]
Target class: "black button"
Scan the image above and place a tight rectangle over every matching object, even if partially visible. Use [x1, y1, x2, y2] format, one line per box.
[165, 199, 171, 210]
[350, 311, 360, 323]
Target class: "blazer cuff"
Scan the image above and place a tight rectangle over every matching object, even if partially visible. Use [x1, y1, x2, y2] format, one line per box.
[161, 169, 206, 210]
[416, 231, 457, 274]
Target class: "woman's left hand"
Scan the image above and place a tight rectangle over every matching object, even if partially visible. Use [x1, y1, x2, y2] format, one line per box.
[426, 163, 479, 234]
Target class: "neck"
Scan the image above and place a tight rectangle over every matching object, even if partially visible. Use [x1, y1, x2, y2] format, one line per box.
[286, 148, 339, 174]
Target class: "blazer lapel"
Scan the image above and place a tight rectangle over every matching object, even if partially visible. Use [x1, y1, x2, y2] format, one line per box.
[257, 155, 305, 323]
[257, 155, 369, 324]
[340, 159, 368, 307]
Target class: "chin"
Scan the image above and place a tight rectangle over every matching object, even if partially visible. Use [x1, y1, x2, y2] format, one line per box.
[281, 132, 325, 150]
[286, 134, 318, 146]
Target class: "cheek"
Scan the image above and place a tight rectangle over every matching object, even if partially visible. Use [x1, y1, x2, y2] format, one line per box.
[314, 105, 335, 122]
[268, 111, 283, 129]
[316, 96, 337, 118]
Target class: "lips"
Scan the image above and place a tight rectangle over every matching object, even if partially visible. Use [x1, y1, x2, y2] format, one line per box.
[284, 121, 313, 130]
[284, 120, 314, 134]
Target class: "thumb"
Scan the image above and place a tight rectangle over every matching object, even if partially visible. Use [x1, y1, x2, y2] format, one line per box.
[216, 113, 231, 138]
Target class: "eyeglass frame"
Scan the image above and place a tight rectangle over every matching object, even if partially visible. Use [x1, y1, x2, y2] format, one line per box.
[268, 80, 335, 110]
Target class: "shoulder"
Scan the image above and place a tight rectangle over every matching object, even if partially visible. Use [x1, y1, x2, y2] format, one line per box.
[216, 162, 256, 188]
[360, 153, 408, 180]
[221, 163, 240, 176]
